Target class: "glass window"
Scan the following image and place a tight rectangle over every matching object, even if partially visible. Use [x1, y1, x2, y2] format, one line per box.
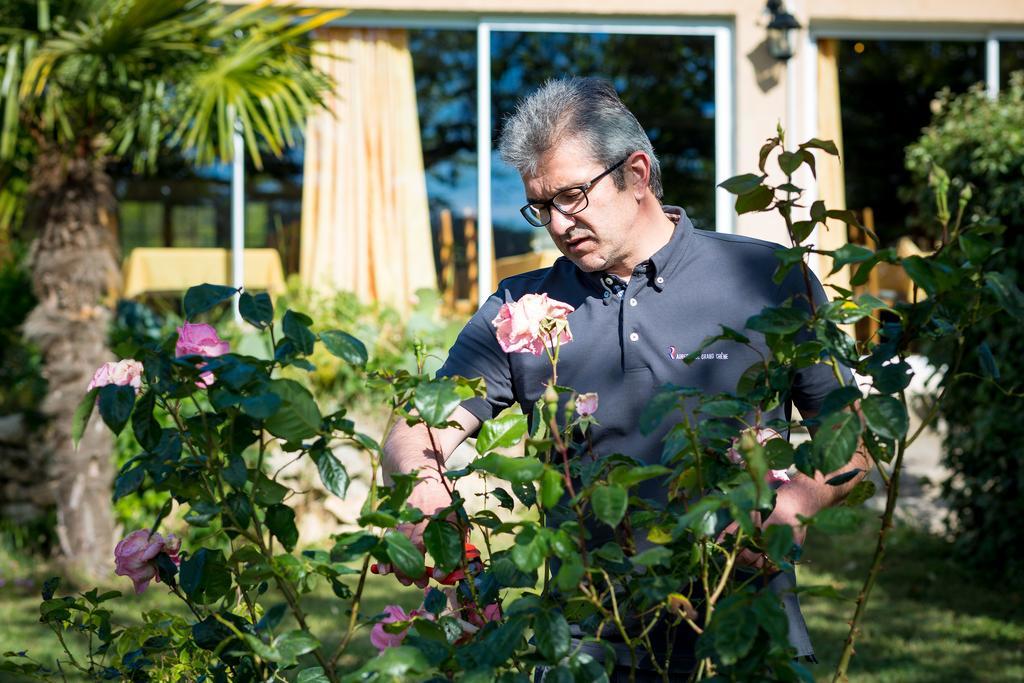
[245, 144, 303, 274]
[837, 40, 985, 242]
[113, 157, 231, 253]
[1000, 40, 1024, 89]
[489, 31, 716, 259]
[409, 29, 478, 293]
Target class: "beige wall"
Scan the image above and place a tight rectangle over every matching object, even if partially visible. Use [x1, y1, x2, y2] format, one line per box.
[277, 0, 1023, 243]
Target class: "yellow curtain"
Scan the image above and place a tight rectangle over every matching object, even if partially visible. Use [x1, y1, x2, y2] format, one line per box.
[816, 39, 852, 293]
[300, 28, 436, 312]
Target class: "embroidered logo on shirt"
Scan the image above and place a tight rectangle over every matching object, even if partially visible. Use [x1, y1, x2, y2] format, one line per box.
[668, 346, 729, 361]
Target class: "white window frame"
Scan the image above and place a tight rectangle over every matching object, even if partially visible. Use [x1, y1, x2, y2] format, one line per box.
[333, 12, 735, 305]
[799, 25, 1024, 272]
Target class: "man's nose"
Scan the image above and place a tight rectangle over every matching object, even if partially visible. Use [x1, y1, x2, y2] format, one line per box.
[547, 208, 576, 238]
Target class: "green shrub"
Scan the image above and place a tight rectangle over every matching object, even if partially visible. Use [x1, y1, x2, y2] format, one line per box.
[905, 73, 1024, 584]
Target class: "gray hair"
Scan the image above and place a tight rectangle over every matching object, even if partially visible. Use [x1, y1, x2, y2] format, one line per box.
[497, 77, 663, 199]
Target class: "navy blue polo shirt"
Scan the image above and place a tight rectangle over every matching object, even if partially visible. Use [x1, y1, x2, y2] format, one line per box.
[438, 212, 841, 482]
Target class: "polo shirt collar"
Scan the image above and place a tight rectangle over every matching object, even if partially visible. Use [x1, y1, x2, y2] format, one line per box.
[646, 209, 694, 292]
[577, 209, 695, 299]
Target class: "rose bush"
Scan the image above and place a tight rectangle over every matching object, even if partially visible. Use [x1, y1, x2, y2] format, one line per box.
[2, 135, 1019, 683]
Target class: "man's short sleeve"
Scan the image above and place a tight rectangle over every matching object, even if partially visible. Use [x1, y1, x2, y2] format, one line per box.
[435, 291, 516, 428]
[776, 265, 855, 417]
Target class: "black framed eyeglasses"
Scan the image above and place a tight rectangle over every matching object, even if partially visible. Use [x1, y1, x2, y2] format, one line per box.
[519, 156, 629, 227]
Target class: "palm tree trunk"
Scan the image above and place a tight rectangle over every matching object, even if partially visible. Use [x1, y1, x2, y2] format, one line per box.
[22, 148, 121, 582]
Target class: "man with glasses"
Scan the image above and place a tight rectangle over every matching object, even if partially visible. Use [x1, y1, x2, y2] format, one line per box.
[383, 76, 866, 678]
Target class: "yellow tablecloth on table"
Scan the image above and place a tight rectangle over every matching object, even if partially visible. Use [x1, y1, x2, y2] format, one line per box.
[122, 248, 287, 299]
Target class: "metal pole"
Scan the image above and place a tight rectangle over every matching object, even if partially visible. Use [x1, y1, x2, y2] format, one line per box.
[476, 22, 493, 307]
[231, 122, 245, 325]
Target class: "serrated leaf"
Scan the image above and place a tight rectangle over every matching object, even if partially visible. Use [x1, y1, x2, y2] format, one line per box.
[413, 379, 462, 428]
[861, 395, 908, 440]
[320, 330, 369, 366]
[239, 291, 274, 329]
[98, 384, 136, 436]
[735, 185, 774, 214]
[807, 411, 861, 476]
[265, 504, 298, 552]
[264, 379, 321, 441]
[828, 244, 875, 274]
[539, 468, 564, 509]
[745, 306, 809, 335]
[423, 521, 462, 574]
[384, 530, 424, 579]
[282, 310, 316, 355]
[180, 548, 231, 605]
[533, 610, 570, 662]
[72, 388, 99, 449]
[844, 480, 877, 506]
[718, 173, 765, 195]
[313, 449, 350, 498]
[183, 284, 237, 320]
[985, 272, 1024, 321]
[476, 413, 528, 453]
[591, 485, 627, 527]
[113, 467, 145, 501]
[472, 453, 543, 483]
[777, 151, 803, 176]
[800, 138, 839, 156]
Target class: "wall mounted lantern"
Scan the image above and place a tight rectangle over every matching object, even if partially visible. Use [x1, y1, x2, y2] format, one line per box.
[766, 0, 801, 62]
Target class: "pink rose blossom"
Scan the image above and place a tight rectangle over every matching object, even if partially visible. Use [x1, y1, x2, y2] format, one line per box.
[491, 293, 574, 356]
[466, 602, 502, 628]
[576, 392, 599, 417]
[113, 530, 181, 595]
[369, 604, 435, 652]
[175, 322, 230, 387]
[726, 427, 791, 483]
[87, 359, 144, 394]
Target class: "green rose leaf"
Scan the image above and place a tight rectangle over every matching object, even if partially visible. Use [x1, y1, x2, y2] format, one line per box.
[183, 283, 238, 320]
[745, 306, 809, 335]
[591, 484, 628, 527]
[265, 504, 299, 552]
[264, 379, 322, 441]
[423, 520, 463, 574]
[984, 272, 1024, 321]
[340, 646, 431, 682]
[72, 388, 99, 449]
[239, 291, 274, 329]
[113, 467, 145, 502]
[472, 453, 544, 483]
[829, 244, 875, 274]
[800, 506, 863, 535]
[180, 548, 232, 605]
[763, 524, 795, 566]
[413, 379, 462, 428]
[98, 384, 136, 436]
[734, 185, 774, 215]
[476, 413, 528, 453]
[282, 310, 316, 355]
[239, 393, 282, 420]
[312, 449, 350, 498]
[320, 330, 369, 367]
[861, 395, 909, 440]
[533, 610, 570, 662]
[718, 173, 765, 195]
[131, 390, 162, 451]
[273, 630, 321, 667]
[806, 410, 861, 476]
[384, 530, 425, 579]
[539, 468, 564, 509]
[297, 667, 330, 683]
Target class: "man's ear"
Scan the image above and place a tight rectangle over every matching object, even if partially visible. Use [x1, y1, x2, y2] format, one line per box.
[627, 152, 652, 200]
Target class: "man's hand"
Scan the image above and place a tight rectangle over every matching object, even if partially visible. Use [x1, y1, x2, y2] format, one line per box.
[381, 404, 480, 585]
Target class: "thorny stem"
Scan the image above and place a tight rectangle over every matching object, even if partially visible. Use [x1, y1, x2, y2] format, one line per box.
[834, 324, 970, 680]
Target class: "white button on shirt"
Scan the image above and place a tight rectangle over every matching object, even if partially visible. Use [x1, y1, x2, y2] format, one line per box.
[629, 332, 639, 342]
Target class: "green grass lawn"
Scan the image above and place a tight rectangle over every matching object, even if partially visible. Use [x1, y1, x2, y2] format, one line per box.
[2, 518, 1021, 682]
[798, 516, 1024, 682]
